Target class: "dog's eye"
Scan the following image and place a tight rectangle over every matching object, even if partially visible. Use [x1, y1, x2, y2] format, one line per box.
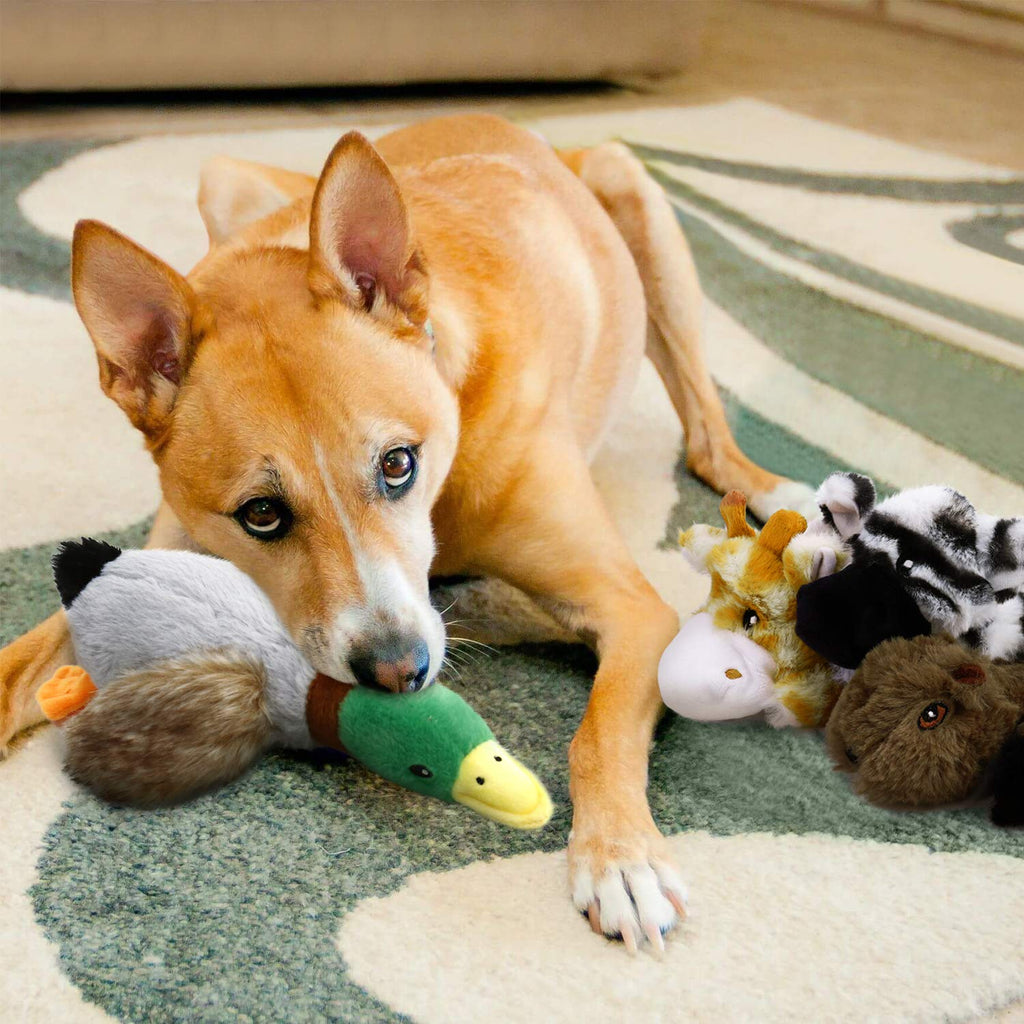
[381, 447, 417, 494]
[845, 748, 859, 765]
[409, 764, 433, 778]
[236, 497, 292, 540]
[918, 702, 948, 730]
[742, 609, 759, 631]
[899, 558, 914, 576]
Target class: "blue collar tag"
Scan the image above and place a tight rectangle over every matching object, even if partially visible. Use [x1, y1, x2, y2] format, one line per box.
[424, 318, 436, 353]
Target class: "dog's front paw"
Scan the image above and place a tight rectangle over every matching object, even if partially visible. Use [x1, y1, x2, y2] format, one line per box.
[569, 824, 688, 954]
[747, 479, 818, 523]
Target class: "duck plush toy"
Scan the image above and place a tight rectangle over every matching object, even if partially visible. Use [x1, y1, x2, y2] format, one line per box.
[37, 540, 552, 829]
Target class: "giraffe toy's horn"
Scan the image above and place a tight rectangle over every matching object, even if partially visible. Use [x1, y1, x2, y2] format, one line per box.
[719, 491, 755, 539]
[758, 510, 808, 556]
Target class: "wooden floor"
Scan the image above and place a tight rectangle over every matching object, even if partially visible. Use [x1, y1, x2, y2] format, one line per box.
[3, 1, 1023, 169]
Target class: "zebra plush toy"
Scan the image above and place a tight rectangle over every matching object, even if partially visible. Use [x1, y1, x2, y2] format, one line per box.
[796, 472, 1024, 667]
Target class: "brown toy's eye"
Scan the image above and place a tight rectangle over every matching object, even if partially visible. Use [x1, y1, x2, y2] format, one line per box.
[742, 609, 759, 631]
[845, 748, 859, 765]
[918, 702, 948, 730]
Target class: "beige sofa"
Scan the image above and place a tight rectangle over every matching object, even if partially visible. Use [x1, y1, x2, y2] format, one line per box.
[0, 1, 701, 92]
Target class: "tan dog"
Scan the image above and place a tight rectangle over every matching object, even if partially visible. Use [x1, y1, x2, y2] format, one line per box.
[0, 115, 804, 950]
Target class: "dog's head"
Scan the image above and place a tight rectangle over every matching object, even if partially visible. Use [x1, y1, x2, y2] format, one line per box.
[71, 133, 459, 692]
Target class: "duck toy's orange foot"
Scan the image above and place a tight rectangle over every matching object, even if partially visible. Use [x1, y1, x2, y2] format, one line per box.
[37, 665, 98, 722]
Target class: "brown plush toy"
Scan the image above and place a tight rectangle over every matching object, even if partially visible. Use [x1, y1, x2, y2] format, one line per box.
[826, 635, 1024, 826]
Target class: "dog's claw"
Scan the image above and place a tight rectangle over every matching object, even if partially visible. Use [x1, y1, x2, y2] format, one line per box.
[572, 841, 686, 953]
[666, 887, 688, 920]
[644, 921, 666, 956]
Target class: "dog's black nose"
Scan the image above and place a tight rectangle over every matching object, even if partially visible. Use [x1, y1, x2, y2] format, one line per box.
[349, 636, 431, 694]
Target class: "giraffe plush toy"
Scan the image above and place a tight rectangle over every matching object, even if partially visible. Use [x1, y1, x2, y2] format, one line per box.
[658, 491, 849, 728]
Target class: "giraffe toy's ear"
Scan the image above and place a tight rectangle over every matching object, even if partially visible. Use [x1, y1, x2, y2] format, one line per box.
[719, 491, 756, 539]
[678, 525, 726, 574]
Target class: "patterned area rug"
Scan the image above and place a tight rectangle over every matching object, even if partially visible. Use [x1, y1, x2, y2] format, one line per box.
[1, 100, 1022, 1023]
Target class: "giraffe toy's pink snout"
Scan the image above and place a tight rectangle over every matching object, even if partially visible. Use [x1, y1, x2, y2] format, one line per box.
[658, 612, 777, 722]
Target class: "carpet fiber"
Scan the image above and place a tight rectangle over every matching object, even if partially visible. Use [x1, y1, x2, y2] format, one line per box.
[1, 100, 1023, 1023]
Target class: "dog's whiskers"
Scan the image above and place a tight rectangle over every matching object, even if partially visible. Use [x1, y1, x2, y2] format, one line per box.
[444, 647, 479, 668]
[448, 636, 500, 656]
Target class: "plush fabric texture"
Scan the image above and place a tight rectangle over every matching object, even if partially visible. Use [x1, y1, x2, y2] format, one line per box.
[52, 543, 551, 823]
[668, 491, 847, 727]
[2, 103, 1023, 1022]
[826, 634, 1024, 814]
[62, 649, 275, 807]
[795, 554, 933, 669]
[815, 472, 1024, 660]
[339, 684, 491, 802]
[60, 544, 317, 749]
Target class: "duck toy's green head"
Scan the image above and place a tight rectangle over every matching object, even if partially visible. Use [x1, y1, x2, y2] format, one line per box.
[314, 678, 552, 829]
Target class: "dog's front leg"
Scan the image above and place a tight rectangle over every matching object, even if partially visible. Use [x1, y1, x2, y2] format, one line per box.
[567, 594, 686, 952]
[463, 445, 687, 950]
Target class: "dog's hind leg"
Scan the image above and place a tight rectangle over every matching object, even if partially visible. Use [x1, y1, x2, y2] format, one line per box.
[561, 143, 815, 521]
[0, 610, 75, 755]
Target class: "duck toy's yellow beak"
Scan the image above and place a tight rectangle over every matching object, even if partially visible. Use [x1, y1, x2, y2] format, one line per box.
[451, 739, 553, 829]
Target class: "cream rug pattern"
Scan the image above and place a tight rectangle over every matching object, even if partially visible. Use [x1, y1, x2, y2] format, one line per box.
[1, 100, 1022, 1023]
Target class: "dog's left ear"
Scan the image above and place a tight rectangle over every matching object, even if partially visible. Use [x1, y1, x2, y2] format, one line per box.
[308, 132, 428, 327]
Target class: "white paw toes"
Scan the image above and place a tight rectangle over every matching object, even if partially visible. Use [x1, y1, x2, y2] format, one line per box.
[573, 859, 688, 954]
[748, 480, 818, 522]
[652, 859, 689, 919]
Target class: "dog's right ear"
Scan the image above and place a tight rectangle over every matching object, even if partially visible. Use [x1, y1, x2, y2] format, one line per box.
[72, 220, 198, 440]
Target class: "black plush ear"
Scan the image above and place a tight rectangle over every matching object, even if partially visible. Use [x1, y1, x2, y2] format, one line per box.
[990, 727, 1024, 827]
[816, 472, 876, 539]
[52, 539, 122, 608]
[795, 557, 930, 669]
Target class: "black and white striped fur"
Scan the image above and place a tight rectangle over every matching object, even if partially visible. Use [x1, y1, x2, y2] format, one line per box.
[817, 473, 1024, 661]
